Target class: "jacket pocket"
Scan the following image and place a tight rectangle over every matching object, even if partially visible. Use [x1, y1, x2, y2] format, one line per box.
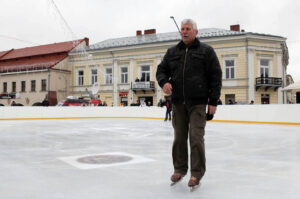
[191, 53, 205, 60]
[169, 55, 181, 61]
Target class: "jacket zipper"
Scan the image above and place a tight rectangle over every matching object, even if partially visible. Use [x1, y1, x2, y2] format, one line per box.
[183, 48, 188, 104]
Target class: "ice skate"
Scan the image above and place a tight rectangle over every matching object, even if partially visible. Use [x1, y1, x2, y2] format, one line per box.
[170, 173, 185, 186]
[188, 176, 200, 191]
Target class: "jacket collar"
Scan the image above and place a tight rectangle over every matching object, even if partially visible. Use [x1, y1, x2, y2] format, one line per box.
[177, 38, 200, 49]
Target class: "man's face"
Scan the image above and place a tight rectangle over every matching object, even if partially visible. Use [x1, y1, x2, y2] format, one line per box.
[180, 23, 198, 45]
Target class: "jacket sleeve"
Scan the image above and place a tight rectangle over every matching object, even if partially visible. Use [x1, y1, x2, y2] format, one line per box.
[207, 47, 222, 106]
[156, 49, 171, 89]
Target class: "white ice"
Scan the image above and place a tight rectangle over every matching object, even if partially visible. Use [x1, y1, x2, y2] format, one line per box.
[0, 118, 299, 199]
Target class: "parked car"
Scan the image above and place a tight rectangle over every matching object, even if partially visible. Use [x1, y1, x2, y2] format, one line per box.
[58, 96, 101, 106]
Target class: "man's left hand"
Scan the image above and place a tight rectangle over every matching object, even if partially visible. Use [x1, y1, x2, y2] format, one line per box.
[208, 105, 217, 115]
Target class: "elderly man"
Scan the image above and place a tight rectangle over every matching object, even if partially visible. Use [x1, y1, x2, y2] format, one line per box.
[156, 19, 222, 188]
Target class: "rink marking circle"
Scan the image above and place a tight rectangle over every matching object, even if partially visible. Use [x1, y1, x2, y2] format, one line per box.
[58, 152, 154, 170]
[77, 154, 133, 164]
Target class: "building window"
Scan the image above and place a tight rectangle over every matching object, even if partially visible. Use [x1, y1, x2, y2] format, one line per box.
[21, 81, 26, 92]
[260, 59, 270, 77]
[261, 94, 270, 104]
[225, 60, 235, 79]
[3, 82, 7, 93]
[140, 65, 150, 82]
[120, 67, 128, 84]
[105, 68, 113, 84]
[12, 82, 16, 93]
[78, 70, 84, 86]
[31, 80, 36, 92]
[41, 79, 47, 91]
[91, 68, 98, 85]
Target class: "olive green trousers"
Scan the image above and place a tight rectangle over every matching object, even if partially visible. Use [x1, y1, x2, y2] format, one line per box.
[172, 104, 207, 179]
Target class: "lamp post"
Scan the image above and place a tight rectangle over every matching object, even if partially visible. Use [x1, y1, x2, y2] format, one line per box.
[170, 16, 180, 33]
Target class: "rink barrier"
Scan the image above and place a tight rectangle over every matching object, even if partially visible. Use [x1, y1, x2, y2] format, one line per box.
[0, 105, 300, 125]
[211, 120, 300, 126]
[0, 117, 300, 126]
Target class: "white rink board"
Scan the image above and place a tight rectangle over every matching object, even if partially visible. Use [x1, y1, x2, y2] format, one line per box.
[0, 104, 300, 123]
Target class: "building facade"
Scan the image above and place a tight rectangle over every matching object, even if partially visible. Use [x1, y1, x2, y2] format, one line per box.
[69, 25, 289, 106]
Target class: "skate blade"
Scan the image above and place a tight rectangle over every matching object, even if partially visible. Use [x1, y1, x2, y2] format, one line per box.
[170, 177, 183, 186]
[170, 181, 177, 186]
[189, 184, 200, 192]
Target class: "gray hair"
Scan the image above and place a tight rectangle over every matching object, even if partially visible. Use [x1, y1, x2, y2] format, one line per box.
[181, 19, 198, 30]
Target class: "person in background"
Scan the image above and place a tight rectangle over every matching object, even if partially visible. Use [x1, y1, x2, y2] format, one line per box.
[11, 101, 17, 106]
[41, 95, 49, 106]
[136, 99, 140, 106]
[140, 100, 146, 107]
[217, 98, 223, 105]
[164, 97, 172, 121]
[156, 18, 222, 188]
[157, 99, 164, 107]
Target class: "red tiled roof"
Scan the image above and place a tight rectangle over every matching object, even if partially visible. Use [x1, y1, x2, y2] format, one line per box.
[0, 53, 68, 73]
[0, 38, 89, 73]
[0, 38, 88, 60]
[0, 49, 13, 59]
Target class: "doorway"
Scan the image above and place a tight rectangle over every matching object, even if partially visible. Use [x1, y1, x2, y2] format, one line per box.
[261, 94, 270, 104]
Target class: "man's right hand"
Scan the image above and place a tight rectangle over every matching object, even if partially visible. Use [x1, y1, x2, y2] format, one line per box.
[163, 83, 172, 95]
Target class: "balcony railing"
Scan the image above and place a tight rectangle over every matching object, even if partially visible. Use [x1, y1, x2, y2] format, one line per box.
[255, 77, 282, 91]
[131, 81, 155, 93]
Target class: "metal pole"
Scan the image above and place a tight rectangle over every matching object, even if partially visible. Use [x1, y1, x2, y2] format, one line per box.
[170, 16, 180, 33]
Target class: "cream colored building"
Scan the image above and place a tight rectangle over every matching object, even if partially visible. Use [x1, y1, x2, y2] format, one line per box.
[69, 25, 289, 106]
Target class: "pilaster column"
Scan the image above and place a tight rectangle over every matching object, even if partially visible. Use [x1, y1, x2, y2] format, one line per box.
[248, 49, 255, 103]
[113, 60, 118, 106]
[129, 59, 134, 105]
[277, 53, 284, 104]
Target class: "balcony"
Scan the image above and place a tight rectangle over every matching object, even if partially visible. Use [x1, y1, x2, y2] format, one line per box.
[131, 81, 155, 93]
[255, 77, 282, 91]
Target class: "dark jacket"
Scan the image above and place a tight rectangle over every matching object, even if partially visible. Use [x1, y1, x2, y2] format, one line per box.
[156, 38, 222, 106]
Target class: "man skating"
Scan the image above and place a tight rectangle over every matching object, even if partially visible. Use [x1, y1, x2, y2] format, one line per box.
[156, 18, 222, 188]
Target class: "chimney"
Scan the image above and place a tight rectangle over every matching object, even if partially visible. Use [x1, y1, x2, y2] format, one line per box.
[136, 30, 142, 36]
[144, 29, 156, 35]
[230, 24, 240, 32]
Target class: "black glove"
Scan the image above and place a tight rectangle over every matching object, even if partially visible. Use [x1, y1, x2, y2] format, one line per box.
[206, 113, 214, 121]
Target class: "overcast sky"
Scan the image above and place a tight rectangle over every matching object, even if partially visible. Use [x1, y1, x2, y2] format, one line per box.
[1, 0, 300, 82]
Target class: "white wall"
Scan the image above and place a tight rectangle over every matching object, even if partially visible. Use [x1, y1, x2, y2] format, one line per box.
[0, 105, 300, 124]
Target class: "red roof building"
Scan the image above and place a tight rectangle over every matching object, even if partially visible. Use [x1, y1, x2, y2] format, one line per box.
[0, 38, 89, 106]
[0, 38, 89, 73]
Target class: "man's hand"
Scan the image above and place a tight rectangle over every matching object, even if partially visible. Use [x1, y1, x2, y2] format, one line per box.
[208, 105, 217, 115]
[163, 83, 172, 95]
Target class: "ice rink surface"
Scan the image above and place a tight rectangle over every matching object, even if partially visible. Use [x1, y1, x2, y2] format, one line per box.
[0, 118, 299, 199]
